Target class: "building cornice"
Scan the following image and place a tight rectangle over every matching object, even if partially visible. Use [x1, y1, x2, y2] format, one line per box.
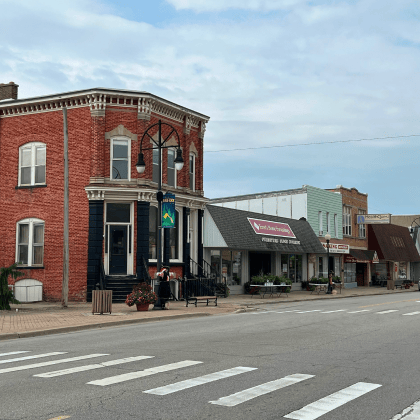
[85, 185, 208, 209]
[0, 88, 210, 128]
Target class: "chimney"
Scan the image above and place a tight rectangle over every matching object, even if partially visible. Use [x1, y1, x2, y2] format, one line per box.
[0, 82, 19, 101]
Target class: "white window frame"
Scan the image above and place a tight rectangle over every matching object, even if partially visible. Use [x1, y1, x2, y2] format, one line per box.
[16, 218, 45, 267]
[18, 142, 46, 186]
[152, 146, 162, 184]
[358, 209, 366, 238]
[110, 137, 131, 181]
[167, 148, 177, 188]
[189, 153, 196, 191]
[343, 206, 352, 236]
[149, 205, 182, 263]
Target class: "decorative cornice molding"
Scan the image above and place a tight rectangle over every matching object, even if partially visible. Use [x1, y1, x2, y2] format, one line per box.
[198, 121, 206, 139]
[0, 89, 210, 127]
[85, 185, 208, 208]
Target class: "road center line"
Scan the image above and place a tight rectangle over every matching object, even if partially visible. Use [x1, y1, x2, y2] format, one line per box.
[402, 311, 420, 316]
[320, 310, 346, 314]
[295, 310, 322, 314]
[347, 310, 371, 313]
[376, 310, 399, 314]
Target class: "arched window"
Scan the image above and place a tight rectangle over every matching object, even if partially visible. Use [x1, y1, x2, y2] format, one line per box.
[16, 218, 45, 266]
[19, 143, 46, 186]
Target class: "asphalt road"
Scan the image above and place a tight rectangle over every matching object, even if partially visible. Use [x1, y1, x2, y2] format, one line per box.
[1, 293, 420, 420]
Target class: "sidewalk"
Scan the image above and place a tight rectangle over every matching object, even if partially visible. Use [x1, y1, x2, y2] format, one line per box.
[1, 286, 418, 341]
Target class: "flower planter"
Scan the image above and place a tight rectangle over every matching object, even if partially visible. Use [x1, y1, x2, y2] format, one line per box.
[136, 303, 150, 311]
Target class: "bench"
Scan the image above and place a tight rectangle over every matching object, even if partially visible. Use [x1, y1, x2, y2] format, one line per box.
[309, 283, 327, 295]
[395, 280, 413, 289]
[186, 296, 218, 307]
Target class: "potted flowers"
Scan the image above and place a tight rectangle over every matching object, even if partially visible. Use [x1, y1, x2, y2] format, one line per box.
[125, 282, 158, 311]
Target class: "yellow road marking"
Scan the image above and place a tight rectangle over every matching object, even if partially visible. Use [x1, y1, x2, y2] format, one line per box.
[48, 416, 71, 420]
[359, 299, 419, 308]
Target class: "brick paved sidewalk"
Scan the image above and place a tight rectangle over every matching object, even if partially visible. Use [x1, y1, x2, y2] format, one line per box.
[0, 286, 417, 340]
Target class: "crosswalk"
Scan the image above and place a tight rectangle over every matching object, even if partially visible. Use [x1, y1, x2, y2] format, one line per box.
[250, 306, 420, 317]
[0, 349, 416, 419]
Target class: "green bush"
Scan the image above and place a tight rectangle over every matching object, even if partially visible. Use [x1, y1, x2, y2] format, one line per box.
[0, 263, 22, 310]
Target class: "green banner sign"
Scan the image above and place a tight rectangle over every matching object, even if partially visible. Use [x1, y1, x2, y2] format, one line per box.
[162, 193, 176, 228]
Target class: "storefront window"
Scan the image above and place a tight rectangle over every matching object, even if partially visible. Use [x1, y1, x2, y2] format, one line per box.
[398, 262, 407, 279]
[281, 254, 288, 277]
[211, 250, 221, 281]
[232, 251, 242, 285]
[319, 257, 325, 277]
[149, 206, 157, 259]
[296, 254, 302, 282]
[222, 250, 233, 285]
[289, 254, 296, 282]
[344, 262, 356, 283]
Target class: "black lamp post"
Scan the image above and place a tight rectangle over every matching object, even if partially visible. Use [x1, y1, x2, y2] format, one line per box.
[136, 120, 184, 308]
[325, 233, 331, 276]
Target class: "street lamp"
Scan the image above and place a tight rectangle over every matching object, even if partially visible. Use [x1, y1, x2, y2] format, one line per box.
[137, 120, 184, 308]
[325, 233, 331, 277]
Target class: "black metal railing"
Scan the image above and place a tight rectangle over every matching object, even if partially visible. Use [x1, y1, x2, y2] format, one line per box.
[180, 277, 217, 299]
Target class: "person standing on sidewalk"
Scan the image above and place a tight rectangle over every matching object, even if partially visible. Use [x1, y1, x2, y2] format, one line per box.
[326, 272, 333, 294]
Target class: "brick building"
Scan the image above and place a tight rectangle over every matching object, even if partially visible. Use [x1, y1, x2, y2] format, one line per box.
[327, 186, 371, 287]
[0, 83, 209, 302]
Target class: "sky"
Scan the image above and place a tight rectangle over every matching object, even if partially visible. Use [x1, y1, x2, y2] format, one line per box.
[1, 0, 419, 216]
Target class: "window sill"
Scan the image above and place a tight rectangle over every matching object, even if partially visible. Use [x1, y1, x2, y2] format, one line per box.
[16, 266, 45, 269]
[15, 185, 47, 190]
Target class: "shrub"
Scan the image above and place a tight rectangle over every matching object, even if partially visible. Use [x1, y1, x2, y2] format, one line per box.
[0, 263, 22, 310]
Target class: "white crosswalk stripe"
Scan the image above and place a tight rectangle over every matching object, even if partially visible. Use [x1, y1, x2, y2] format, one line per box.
[377, 310, 399, 314]
[209, 373, 314, 407]
[390, 398, 420, 419]
[320, 309, 346, 314]
[0, 352, 66, 365]
[34, 356, 154, 378]
[87, 360, 203, 386]
[0, 351, 30, 358]
[144, 366, 257, 395]
[0, 354, 108, 374]
[284, 382, 381, 420]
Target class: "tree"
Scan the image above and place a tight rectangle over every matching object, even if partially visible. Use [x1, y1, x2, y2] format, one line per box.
[0, 263, 22, 310]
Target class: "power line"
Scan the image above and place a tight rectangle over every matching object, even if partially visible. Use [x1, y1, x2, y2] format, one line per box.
[204, 134, 420, 153]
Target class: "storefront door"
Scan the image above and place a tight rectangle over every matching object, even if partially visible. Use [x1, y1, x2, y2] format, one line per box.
[250, 252, 271, 278]
[109, 225, 127, 275]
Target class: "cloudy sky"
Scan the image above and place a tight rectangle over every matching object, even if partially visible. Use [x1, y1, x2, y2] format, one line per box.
[1, 0, 419, 216]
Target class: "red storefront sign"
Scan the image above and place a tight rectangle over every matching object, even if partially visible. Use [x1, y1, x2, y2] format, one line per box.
[248, 217, 296, 238]
[321, 243, 350, 254]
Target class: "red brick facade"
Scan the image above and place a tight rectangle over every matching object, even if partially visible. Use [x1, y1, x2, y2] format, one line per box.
[0, 89, 209, 301]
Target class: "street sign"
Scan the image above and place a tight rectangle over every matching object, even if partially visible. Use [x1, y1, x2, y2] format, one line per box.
[162, 193, 175, 228]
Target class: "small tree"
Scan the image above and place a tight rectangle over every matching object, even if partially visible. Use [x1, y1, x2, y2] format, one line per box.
[0, 263, 22, 310]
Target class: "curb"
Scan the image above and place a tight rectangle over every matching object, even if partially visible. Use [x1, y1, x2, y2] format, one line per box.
[0, 312, 211, 341]
[238, 288, 419, 307]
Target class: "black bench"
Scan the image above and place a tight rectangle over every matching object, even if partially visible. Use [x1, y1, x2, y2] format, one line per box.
[186, 296, 218, 307]
[394, 280, 404, 289]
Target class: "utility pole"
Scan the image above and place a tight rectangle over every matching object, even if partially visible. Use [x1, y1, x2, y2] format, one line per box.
[62, 107, 69, 308]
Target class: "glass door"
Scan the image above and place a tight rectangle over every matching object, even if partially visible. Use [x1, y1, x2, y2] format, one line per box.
[109, 225, 127, 275]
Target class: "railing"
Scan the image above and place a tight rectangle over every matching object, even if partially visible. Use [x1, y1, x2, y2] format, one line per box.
[189, 257, 220, 281]
[141, 256, 152, 284]
[180, 277, 217, 299]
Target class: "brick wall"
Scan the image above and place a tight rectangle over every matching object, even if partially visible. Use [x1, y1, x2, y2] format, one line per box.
[327, 186, 368, 249]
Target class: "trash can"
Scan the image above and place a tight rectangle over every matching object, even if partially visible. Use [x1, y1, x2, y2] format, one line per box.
[92, 290, 112, 314]
[387, 279, 395, 290]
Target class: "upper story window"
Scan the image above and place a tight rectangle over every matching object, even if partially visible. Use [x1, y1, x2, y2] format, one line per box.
[167, 149, 176, 187]
[334, 214, 338, 237]
[343, 206, 352, 236]
[111, 138, 130, 180]
[152, 147, 160, 184]
[358, 209, 366, 238]
[189, 153, 195, 191]
[19, 143, 46, 186]
[318, 211, 323, 235]
[16, 218, 44, 267]
[326, 212, 330, 234]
